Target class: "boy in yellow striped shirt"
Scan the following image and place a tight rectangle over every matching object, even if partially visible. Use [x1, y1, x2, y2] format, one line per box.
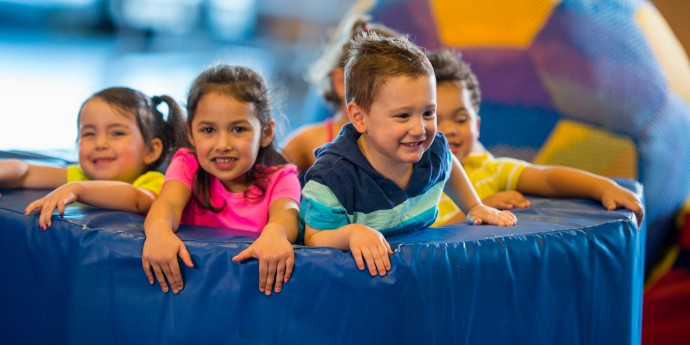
[427, 49, 644, 226]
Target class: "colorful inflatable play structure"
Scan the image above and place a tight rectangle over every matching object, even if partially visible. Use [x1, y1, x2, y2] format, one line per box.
[369, 0, 690, 343]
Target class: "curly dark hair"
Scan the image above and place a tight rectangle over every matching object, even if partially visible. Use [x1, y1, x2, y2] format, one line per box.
[77, 87, 189, 171]
[186, 64, 287, 212]
[426, 48, 481, 113]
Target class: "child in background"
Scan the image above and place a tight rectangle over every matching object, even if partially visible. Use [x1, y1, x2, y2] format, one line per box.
[142, 65, 301, 296]
[427, 48, 644, 225]
[301, 32, 516, 278]
[282, 16, 399, 173]
[0, 87, 186, 230]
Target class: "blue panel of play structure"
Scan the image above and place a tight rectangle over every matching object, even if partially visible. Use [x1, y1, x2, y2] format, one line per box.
[0, 180, 645, 344]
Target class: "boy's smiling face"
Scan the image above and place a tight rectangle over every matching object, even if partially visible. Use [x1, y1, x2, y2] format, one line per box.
[350, 74, 437, 168]
[436, 81, 480, 163]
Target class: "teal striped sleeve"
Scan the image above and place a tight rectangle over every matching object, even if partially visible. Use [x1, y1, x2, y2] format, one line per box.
[446, 148, 453, 183]
[300, 180, 350, 230]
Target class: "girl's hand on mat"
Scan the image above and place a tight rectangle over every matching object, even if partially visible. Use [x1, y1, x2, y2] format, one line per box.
[348, 224, 394, 277]
[24, 182, 82, 230]
[467, 204, 517, 226]
[142, 229, 193, 294]
[232, 231, 295, 296]
[600, 184, 645, 225]
[482, 191, 530, 210]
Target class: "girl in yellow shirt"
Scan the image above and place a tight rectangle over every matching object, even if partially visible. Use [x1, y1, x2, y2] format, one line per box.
[0, 87, 187, 230]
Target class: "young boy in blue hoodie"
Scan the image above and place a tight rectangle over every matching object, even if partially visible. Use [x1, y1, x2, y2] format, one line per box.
[300, 32, 517, 277]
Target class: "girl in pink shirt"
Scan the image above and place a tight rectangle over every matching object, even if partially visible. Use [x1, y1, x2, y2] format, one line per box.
[142, 65, 301, 297]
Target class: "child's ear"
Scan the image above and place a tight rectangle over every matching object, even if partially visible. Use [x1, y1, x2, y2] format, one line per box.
[186, 122, 195, 147]
[143, 138, 163, 165]
[347, 102, 366, 134]
[260, 119, 275, 148]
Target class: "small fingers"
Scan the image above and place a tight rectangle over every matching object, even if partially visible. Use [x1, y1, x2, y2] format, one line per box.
[151, 265, 169, 292]
[57, 198, 66, 217]
[351, 247, 365, 271]
[161, 265, 177, 294]
[169, 260, 183, 293]
[283, 255, 294, 283]
[383, 238, 394, 255]
[360, 247, 378, 276]
[25, 199, 43, 215]
[142, 260, 155, 285]
[231, 248, 253, 263]
[40, 199, 57, 230]
[179, 245, 194, 268]
[258, 259, 268, 293]
[274, 259, 286, 293]
[378, 245, 391, 271]
[264, 261, 277, 296]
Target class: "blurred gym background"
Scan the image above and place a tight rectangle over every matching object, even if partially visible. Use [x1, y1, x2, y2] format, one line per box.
[0, 0, 359, 155]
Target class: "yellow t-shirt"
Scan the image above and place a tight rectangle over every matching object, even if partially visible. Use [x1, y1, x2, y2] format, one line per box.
[433, 152, 530, 226]
[66, 165, 165, 195]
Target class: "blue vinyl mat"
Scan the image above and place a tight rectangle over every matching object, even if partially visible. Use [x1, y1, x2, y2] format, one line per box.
[0, 180, 645, 344]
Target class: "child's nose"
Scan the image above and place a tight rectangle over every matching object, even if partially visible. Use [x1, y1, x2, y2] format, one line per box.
[95, 135, 109, 149]
[215, 132, 232, 151]
[409, 117, 426, 137]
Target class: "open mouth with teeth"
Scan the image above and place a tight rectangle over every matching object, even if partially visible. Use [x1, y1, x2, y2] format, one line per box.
[212, 157, 238, 169]
[93, 157, 116, 165]
[401, 141, 424, 148]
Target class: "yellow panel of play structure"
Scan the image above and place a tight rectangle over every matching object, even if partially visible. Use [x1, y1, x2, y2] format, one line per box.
[430, 0, 561, 48]
[533, 120, 638, 179]
[636, 2, 690, 105]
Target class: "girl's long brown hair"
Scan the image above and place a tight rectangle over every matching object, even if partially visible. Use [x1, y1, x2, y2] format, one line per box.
[186, 64, 286, 213]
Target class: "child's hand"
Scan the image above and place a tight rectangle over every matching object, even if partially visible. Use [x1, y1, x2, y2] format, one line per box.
[142, 229, 194, 294]
[600, 184, 645, 224]
[24, 183, 82, 230]
[482, 191, 530, 210]
[232, 232, 295, 296]
[466, 204, 517, 226]
[348, 224, 394, 276]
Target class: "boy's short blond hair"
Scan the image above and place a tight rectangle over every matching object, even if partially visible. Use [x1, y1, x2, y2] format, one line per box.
[344, 32, 434, 113]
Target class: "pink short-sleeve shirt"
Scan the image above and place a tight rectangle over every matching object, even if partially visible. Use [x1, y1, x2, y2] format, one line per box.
[164, 149, 301, 233]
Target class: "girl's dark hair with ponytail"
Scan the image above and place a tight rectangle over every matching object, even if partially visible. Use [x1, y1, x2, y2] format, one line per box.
[77, 87, 189, 171]
[186, 64, 286, 212]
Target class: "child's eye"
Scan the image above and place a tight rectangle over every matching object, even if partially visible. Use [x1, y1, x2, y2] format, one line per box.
[112, 131, 126, 137]
[455, 116, 468, 124]
[81, 132, 94, 138]
[201, 127, 215, 134]
[395, 113, 410, 119]
[232, 127, 247, 133]
[424, 110, 436, 117]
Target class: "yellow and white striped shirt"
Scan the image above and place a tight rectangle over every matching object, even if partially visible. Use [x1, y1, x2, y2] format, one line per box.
[433, 151, 530, 226]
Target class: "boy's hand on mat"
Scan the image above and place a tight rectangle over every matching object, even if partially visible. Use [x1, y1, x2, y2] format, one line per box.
[600, 185, 645, 225]
[142, 229, 193, 294]
[467, 204, 517, 226]
[24, 183, 82, 230]
[348, 225, 394, 277]
[232, 232, 295, 296]
[482, 191, 530, 210]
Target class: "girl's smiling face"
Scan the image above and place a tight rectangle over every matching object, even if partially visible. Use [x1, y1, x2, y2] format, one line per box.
[78, 98, 157, 183]
[187, 92, 274, 193]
